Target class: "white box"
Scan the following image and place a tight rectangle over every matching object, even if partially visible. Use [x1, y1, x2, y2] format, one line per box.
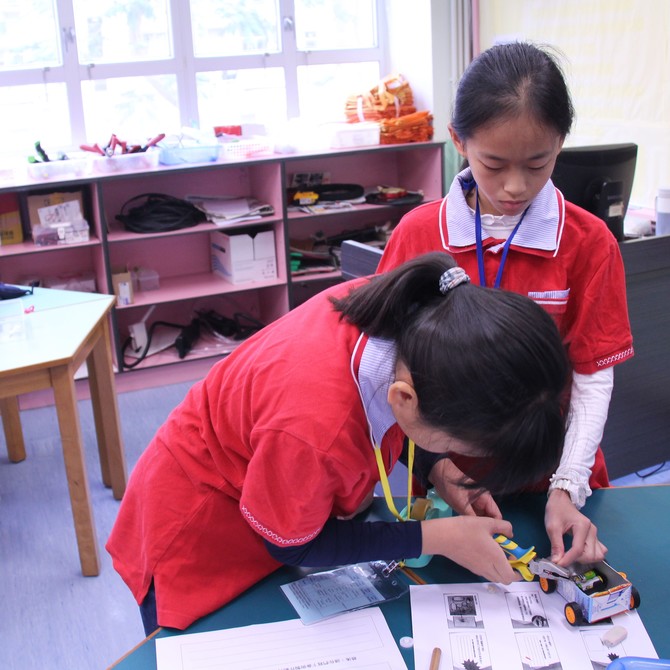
[211, 230, 277, 284]
[323, 122, 380, 149]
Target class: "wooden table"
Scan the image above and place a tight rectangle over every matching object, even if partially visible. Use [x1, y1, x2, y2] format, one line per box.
[0, 287, 127, 576]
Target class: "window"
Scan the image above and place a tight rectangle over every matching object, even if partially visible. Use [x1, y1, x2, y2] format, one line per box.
[0, 0, 385, 164]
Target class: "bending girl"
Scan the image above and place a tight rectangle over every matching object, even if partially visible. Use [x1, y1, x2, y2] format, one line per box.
[107, 251, 570, 633]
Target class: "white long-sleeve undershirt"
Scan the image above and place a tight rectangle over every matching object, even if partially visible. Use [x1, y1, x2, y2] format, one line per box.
[549, 367, 614, 508]
[479, 211, 615, 508]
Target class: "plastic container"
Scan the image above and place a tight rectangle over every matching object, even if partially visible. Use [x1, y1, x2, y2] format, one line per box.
[158, 145, 220, 165]
[32, 219, 89, 246]
[655, 187, 670, 236]
[323, 121, 380, 149]
[136, 267, 160, 292]
[0, 297, 27, 343]
[219, 138, 274, 161]
[27, 158, 91, 180]
[91, 150, 159, 174]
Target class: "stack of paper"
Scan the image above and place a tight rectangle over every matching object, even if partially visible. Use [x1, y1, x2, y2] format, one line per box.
[187, 195, 274, 226]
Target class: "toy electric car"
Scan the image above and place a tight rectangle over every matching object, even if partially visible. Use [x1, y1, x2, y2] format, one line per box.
[495, 534, 641, 626]
[538, 559, 641, 626]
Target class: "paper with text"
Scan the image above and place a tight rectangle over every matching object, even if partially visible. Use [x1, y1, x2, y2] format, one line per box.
[155, 606, 408, 670]
[410, 582, 657, 670]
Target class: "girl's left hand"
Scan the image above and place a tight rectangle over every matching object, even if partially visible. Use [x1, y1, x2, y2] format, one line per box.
[545, 489, 607, 566]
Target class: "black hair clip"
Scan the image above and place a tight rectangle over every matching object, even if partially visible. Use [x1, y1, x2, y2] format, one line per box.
[0, 282, 34, 300]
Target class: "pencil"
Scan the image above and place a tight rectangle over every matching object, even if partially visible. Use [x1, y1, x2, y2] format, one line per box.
[400, 565, 427, 585]
[429, 646, 442, 670]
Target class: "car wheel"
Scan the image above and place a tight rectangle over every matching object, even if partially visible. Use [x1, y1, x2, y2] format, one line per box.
[564, 602, 584, 626]
[539, 577, 557, 594]
[630, 586, 641, 609]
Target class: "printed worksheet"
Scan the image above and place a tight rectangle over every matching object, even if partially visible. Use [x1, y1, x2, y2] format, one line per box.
[410, 583, 657, 670]
[156, 606, 408, 670]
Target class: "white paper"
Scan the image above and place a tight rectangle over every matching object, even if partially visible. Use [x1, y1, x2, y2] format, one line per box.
[186, 195, 274, 223]
[156, 607, 408, 670]
[37, 199, 82, 225]
[410, 582, 658, 670]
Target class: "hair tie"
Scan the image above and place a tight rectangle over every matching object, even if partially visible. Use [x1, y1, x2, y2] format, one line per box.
[439, 267, 470, 294]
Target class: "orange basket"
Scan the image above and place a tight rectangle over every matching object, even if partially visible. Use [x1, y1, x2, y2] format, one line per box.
[345, 74, 416, 123]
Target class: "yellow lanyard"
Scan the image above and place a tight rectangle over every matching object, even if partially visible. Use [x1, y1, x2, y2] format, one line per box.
[374, 438, 415, 521]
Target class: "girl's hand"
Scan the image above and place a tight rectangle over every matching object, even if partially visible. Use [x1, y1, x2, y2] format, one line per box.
[421, 515, 520, 584]
[429, 458, 503, 519]
[545, 489, 607, 566]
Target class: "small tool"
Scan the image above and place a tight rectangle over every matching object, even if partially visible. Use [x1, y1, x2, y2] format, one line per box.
[494, 534, 572, 582]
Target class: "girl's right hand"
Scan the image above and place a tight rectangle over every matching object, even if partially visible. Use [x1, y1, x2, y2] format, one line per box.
[421, 515, 520, 584]
[429, 458, 502, 519]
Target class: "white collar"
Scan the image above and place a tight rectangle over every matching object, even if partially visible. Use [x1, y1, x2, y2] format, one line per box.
[446, 167, 560, 251]
[352, 335, 397, 448]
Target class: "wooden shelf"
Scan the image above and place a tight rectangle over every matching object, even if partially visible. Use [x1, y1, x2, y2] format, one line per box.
[0, 142, 445, 374]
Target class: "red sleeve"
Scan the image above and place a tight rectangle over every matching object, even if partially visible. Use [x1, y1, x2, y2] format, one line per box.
[377, 201, 445, 274]
[240, 430, 378, 547]
[562, 226, 633, 374]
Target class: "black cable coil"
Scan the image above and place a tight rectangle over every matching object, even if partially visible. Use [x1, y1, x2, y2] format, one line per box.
[116, 193, 207, 234]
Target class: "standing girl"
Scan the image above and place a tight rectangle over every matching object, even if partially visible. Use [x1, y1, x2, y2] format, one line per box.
[377, 42, 633, 567]
[107, 252, 570, 633]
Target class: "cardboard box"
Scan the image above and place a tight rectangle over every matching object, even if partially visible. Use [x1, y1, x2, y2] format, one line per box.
[0, 193, 23, 245]
[27, 190, 85, 232]
[211, 229, 277, 284]
[112, 269, 134, 305]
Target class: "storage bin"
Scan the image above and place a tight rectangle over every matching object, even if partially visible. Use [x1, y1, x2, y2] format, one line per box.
[134, 267, 160, 292]
[219, 138, 274, 161]
[91, 150, 159, 174]
[158, 145, 220, 165]
[27, 158, 91, 180]
[323, 122, 380, 149]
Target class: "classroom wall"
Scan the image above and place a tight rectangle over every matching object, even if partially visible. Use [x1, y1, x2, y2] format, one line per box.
[385, 0, 467, 180]
[477, 0, 670, 208]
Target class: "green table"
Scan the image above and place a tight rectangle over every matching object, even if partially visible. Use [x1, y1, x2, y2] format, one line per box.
[110, 486, 670, 668]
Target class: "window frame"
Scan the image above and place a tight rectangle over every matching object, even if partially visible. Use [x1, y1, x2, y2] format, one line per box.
[0, 0, 388, 150]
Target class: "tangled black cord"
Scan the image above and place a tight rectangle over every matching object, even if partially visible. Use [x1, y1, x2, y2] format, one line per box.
[121, 320, 184, 369]
[121, 310, 266, 369]
[116, 193, 207, 234]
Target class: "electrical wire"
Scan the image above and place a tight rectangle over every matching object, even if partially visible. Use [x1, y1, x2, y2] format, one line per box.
[121, 320, 185, 369]
[634, 462, 668, 479]
[116, 193, 207, 234]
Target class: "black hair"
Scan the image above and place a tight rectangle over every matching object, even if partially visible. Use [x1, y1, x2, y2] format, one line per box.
[331, 252, 571, 495]
[452, 41, 574, 141]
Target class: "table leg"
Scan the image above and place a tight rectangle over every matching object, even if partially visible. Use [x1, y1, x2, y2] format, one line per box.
[0, 396, 26, 462]
[51, 364, 100, 577]
[87, 319, 127, 499]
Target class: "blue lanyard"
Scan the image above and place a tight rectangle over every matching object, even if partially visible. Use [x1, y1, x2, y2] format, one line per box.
[474, 186, 528, 288]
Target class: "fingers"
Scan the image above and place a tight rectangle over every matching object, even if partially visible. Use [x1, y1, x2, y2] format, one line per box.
[547, 524, 566, 564]
[560, 525, 608, 566]
[423, 516, 518, 584]
[545, 488, 607, 565]
[472, 492, 503, 519]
